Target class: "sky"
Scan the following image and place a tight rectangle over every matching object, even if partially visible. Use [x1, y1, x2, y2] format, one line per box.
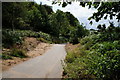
[34, 0, 118, 30]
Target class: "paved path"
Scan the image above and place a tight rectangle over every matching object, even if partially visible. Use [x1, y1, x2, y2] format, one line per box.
[2, 44, 66, 78]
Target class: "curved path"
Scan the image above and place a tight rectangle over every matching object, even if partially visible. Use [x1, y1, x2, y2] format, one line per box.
[2, 44, 66, 78]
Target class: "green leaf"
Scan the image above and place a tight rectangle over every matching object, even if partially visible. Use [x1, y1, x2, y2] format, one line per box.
[90, 21, 93, 25]
[62, 2, 67, 7]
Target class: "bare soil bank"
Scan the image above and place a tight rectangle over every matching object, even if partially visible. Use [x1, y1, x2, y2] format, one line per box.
[2, 37, 52, 71]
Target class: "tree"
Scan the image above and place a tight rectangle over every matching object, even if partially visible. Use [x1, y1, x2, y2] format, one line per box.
[2, 2, 29, 30]
[65, 12, 80, 27]
[52, 1, 120, 25]
[48, 10, 70, 37]
[48, 12, 60, 37]
[84, 2, 120, 23]
[2, 2, 88, 43]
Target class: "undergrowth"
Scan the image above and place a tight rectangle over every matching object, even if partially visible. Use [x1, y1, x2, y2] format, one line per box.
[63, 28, 120, 79]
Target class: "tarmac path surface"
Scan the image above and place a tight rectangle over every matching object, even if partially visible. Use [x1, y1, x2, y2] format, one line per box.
[2, 44, 67, 78]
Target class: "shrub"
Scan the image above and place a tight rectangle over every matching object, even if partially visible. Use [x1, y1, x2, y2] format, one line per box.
[86, 42, 120, 79]
[2, 29, 23, 48]
[10, 49, 27, 58]
[65, 52, 76, 63]
[2, 29, 52, 48]
[2, 52, 12, 60]
[64, 32, 120, 79]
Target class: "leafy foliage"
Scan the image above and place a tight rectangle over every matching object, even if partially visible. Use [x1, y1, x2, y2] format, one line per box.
[83, 2, 120, 22]
[52, 1, 120, 25]
[2, 52, 12, 60]
[86, 41, 120, 79]
[2, 29, 23, 48]
[2, 29, 52, 48]
[10, 49, 27, 58]
[64, 27, 120, 79]
[2, 2, 87, 44]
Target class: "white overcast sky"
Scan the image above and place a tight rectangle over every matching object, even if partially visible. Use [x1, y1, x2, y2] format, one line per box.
[34, 0, 118, 29]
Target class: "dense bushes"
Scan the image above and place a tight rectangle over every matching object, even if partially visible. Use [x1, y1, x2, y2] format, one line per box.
[2, 29, 70, 48]
[2, 29, 52, 48]
[64, 27, 120, 79]
[86, 41, 120, 79]
[2, 30, 23, 48]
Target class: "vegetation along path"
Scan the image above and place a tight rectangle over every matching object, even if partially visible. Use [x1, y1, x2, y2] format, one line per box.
[3, 44, 67, 78]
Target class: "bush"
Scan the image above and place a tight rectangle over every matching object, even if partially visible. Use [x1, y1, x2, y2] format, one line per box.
[10, 49, 27, 58]
[65, 52, 76, 63]
[2, 29, 23, 48]
[2, 29, 52, 48]
[2, 52, 12, 60]
[2, 49, 27, 59]
[86, 42, 120, 79]
[64, 31, 120, 79]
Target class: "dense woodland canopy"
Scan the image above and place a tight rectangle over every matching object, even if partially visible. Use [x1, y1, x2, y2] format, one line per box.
[2, 2, 88, 44]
